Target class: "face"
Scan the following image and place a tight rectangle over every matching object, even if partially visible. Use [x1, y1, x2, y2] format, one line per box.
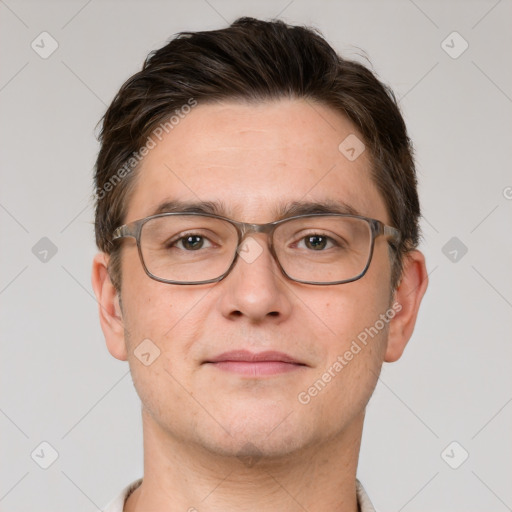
[107, 99, 402, 458]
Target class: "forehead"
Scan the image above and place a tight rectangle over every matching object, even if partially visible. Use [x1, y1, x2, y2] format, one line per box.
[126, 99, 388, 224]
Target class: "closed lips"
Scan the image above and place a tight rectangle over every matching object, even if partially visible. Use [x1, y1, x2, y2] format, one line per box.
[204, 350, 308, 376]
[204, 350, 306, 365]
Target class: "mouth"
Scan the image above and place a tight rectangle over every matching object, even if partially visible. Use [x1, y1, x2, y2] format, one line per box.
[203, 350, 308, 377]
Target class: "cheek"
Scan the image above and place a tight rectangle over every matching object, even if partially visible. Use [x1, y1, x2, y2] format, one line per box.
[306, 281, 391, 349]
[299, 260, 393, 401]
[119, 280, 209, 427]
[120, 249, 199, 339]
[119, 246, 224, 387]
[122, 281, 208, 351]
[294, 286, 392, 437]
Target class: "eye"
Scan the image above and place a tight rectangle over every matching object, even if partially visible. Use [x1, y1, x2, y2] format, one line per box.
[297, 234, 335, 251]
[173, 234, 213, 251]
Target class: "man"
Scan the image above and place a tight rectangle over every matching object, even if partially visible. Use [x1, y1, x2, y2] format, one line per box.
[92, 17, 428, 512]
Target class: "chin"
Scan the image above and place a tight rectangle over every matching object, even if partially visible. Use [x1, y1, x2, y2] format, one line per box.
[192, 405, 318, 461]
[201, 427, 310, 462]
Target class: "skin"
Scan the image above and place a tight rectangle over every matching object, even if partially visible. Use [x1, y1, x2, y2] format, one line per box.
[92, 99, 428, 512]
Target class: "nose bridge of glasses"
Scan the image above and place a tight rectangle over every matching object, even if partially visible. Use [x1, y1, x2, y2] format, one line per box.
[236, 221, 275, 242]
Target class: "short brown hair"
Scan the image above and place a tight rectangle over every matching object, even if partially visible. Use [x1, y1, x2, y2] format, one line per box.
[94, 16, 420, 290]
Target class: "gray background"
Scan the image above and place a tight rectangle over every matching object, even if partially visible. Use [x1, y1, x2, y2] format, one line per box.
[1, 0, 511, 510]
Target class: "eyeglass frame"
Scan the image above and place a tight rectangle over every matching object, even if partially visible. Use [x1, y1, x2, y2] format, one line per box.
[111, 211, 402, 286]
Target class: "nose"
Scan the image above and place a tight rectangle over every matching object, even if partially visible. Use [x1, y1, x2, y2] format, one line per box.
[217, 235, 293, 323]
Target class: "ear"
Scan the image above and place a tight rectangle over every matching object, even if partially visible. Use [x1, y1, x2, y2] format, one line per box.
[91, 252, 127, 361]
[385, 250, 428, 362]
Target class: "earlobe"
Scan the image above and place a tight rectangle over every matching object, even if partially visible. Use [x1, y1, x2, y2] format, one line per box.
[384, 250, 428, 362]
[91, 253, 128, 361]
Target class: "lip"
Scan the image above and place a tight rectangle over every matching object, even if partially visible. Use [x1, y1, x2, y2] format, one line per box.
[204, 350, 307, 376]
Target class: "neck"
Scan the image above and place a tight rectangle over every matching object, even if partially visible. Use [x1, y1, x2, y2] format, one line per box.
[125, 410, 364, 512]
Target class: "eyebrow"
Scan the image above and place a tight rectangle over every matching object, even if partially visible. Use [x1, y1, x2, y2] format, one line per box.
[151, 199, 361, 220]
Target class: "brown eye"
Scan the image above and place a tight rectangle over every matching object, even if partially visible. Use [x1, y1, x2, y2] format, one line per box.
[179, 235, 205, 250]
[304, 235, 328, 250]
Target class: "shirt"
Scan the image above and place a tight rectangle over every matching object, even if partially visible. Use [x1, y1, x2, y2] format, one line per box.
[104, 478, 376, 512]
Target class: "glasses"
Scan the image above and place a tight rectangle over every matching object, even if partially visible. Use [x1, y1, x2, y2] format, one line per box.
[112, 212, 401, 286]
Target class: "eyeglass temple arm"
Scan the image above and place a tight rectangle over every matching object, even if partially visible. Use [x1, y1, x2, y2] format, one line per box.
[112, 224, 137, 241]
[381, 223, 402, 245]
